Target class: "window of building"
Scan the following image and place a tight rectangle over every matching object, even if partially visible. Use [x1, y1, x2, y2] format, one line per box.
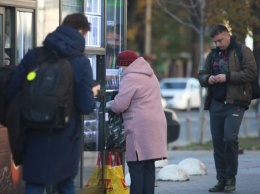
[62, 0, 83, 20]
[85, 0, 103, 47]
[4, 8, 13, 66]
[37, 0, 59, 46]
[0, 8, 3, 66]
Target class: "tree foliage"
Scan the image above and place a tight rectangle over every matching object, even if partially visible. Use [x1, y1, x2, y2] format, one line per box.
[205, 0, 260, 42]
[127, 0, 260, 77]
[127, 0, 147, 52]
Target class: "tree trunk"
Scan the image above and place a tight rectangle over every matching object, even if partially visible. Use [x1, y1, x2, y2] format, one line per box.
[198, 0, 206, 145]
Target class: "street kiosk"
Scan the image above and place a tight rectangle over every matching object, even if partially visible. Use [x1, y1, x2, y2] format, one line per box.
[0, 1, 127, 194]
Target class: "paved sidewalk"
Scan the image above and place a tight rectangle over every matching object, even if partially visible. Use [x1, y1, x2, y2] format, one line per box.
[154, 150, 260, 194]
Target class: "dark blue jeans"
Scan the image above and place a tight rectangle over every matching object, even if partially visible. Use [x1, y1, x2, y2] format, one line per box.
[25, 176, 75, 194]
[127, 159, 155, 194]
[209, 100, 245, 180]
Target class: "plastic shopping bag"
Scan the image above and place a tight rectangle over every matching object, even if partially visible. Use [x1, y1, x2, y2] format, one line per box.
[104, 152, 129, 194]
[106, 111, 125, 152]
[85, 153, 102, 187]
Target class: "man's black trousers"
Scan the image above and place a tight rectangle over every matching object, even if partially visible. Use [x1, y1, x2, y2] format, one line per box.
[209, 100, 245, 180]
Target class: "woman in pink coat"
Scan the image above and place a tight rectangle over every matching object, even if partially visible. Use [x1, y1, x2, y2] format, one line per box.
[109, 50, 167, 194]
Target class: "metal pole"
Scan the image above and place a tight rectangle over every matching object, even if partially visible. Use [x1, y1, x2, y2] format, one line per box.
[145, 0, 152, 56]
[199, 0, 206, 145]
[80, 115, 85, 189]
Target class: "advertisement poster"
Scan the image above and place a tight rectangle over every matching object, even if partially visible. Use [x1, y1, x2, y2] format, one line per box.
[0, 126, 24, 194]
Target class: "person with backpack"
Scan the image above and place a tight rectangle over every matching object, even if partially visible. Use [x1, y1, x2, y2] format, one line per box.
[5, 13, 100, 194]
[198, 24, 257, 193]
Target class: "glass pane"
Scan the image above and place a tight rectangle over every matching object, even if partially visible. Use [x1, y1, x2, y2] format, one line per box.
[5, 9, 13, 66]
[62, 0, 83, 20]
[85, 16, 101, 47]
[75, 102, 101, 190]
[106, 69, 120, 89]
[37, 0, 59, 46]
[86, 0, 101, 14]
[16, 11, 33, 64]
[0, 14, 3, 66]
[75, 151, 100, 190]
[87, 54, 97, 80]
[85, 0, 102, 47]
[106, 0, 125, 69]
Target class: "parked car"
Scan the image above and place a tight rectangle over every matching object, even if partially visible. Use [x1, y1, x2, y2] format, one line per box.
[161, 97, 167, 108]
[160, 77, 204, 111]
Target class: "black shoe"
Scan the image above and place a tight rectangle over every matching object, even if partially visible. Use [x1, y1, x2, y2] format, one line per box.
[224, 177, 236, 192]
[209, 180, 226, 192]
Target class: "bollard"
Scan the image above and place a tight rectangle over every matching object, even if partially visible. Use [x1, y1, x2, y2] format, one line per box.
[200, 116, 207, 145]
[203, 115, 207, 142]
[186, 117, 191, 142]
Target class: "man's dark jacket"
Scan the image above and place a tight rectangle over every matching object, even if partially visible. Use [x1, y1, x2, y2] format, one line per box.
[198, 37, 257, 110]
[6, 25, 95, 184]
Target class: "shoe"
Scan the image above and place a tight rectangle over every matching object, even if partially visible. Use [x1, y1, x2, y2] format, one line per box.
[209, 180, 226, 192]
[224, 177, 236, 192]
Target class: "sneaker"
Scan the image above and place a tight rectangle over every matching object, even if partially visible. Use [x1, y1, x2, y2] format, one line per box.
[209, 180, 226, 192]
[224, 177, 236, 192]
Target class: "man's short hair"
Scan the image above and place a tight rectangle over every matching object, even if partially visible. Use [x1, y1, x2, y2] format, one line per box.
[210, 24, 229, 38]
[62, 13, 91, 33]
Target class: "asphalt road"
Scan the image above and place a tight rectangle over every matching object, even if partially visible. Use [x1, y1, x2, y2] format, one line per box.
[155, 150, 260, 194]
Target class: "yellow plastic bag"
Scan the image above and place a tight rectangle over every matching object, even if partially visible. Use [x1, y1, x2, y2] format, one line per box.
[104, 152, 129, 194]
[85, 153, 102, 187]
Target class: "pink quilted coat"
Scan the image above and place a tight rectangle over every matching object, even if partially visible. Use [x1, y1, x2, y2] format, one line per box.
[110, 57, 167, 162]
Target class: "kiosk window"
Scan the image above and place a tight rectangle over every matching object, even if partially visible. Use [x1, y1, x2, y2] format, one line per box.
[17, 11, 33, 64]
[106, 0, 125, 69]
[85, 0, 103, 47]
